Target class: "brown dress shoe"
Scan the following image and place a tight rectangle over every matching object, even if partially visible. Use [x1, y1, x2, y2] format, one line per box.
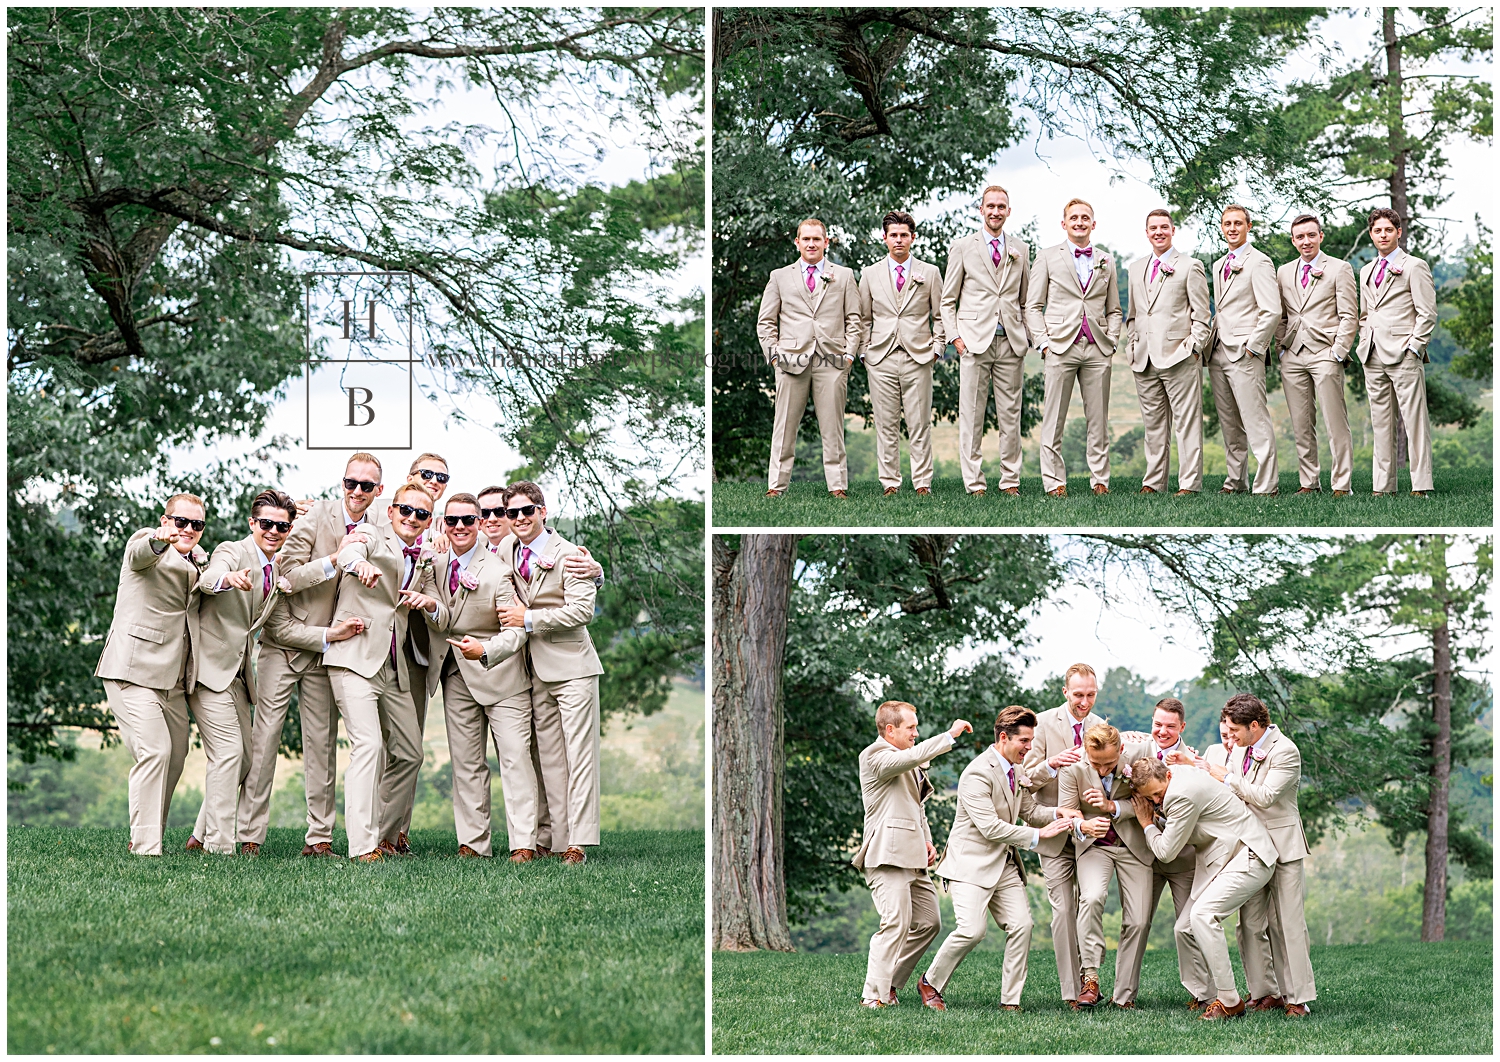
[185, 835, 204, 852]
[829, 490, 848, 499]
[999, 1003, 1022, 1012]
[562, 846, 587, 864]
[1092, 484, 1109, 496]
[395, 831, 413, 856]
[883, 487, 899, 496]
[1333, 489, 1351, 496]
[1372, 491, 1396, 497]
[765, 489, 783, 498]
[1000, 487, 1020, 496]
[1187, 998, 1212, 1012]
[457, 844, 487, 858]
[536, 845, 554, 858]
[240, 842, 261, 857]
[859, 998, 887, 1009]
[1139, 486, 1158, 494]
[301, 842, 337, 857]
[1411, 490, 1429, 498]
[1077, 976, 1102, 1007]
[509, 848, 537, 863]
[1250, 994, 1286, 1011]
[918, 974, 945, 1011]
[1174, 488, 1198, 496]
[1219, 486, 1243, 494]
[915, 487, 931, 496]
[1200, 998, 1247, 1020]
[886, 989, 899, 1006]
[1295, 487, 1320, 495]
[1112, 1000, 1135, 1010]
[377, 840, 399, 857]
[1285, 1002, 1311, 1017]
[969, 488, 987, 496]
[1047, 486, 1067, 497]
[352, 850, 383, 863]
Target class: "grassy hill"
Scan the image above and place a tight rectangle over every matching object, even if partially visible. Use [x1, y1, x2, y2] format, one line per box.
[8, 827, 704, 1054]
[712, 939, 1491, 1054]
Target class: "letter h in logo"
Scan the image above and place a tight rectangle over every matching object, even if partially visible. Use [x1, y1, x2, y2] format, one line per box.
[304, 271, 416, 450]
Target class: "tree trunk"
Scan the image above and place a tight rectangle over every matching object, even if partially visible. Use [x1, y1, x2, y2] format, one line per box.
[1383, 7, 1410, 247]
[712, 534, 800, 951]
[1421, 541, 1453, 941]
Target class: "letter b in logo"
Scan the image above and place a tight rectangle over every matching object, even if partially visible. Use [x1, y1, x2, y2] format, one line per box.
[347, 386, 376, 426]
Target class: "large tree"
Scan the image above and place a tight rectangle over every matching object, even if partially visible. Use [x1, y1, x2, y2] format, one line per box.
[8, 8, 705, 759]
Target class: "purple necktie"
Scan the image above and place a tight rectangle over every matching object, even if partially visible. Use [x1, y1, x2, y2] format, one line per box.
[1150, 259, 1160, 284]
[1301, 262, 1311, 288]
[1156, 748, 1165, 761]
[991, 239, 1002, 266]
[1073, 722, 1083, 747]
[1373, 259, 1387, 287]
[1008, 766, 1016, 793]
[1223, 256, 1233, 282]
[1243, 751, 1254, 775]
[449, 558, 461, 595]
[262, 563, 272, 599]
[519, 546, 533, 581]
[806, 264, 817, 293]
[346, 522, 357, 534]
[895, 263, 905, 292]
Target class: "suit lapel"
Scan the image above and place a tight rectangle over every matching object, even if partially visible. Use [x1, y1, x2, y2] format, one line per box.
[1145, 251, 1172, 312]
[893, 261, 916, 313]
[1371, 249, 1404, 309]
[1295, 255, 1319, 311]
[793, 261, 816, 312]
[810, 263, 829, 312]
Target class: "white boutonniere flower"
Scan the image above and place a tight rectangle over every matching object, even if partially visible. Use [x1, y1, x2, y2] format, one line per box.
[909, 271, 925, 285]
[1159, 261, 1176, 277]
[1008, 246, 1022, 261]
[1388, 263, 1404, 276]
[459, 571, 480, 592]
[189, 546, 208, 569]
[1251, 746, 1269, 763]
[276, 576, 292, 594]
[819, 271, 833, 285]
[1120, 762, 1133, 778]
[534, 555, 557, 571]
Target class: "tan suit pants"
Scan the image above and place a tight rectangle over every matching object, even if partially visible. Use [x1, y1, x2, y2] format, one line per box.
[1176, 847, 1276, 1005]
[1238, 856, 1317, 1004]
[866, 350, 934, 490]
[1135, 356, 1204, 493]
[1209, 348, 1279, 493]
[1153, 855, 1212, 1000]
[767, 359, 850, 492]
[1281, 351, 1352, 492]
[860, 865, 942, 1001]
[1040, 340, 1112, 491]
[926, 863, 1034, 1005]
[379, 654, 428, 842]
[957, 339, 1025, 492]
[1076, 842, 1155, 1004]
[239, 644, 341, 846]
[532, 715, 557, 851]
[188, 678, 251, 854]
[1039, 841, 1084, 1000]
[1365, 352, 1433, 492]
[532, 674, 601, 849]
[443, 666, 538, 855]
[327, 663, 420, 857]
[104, 679, 191, 856]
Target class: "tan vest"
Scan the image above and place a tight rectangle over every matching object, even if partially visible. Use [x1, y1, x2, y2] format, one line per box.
[1125, 248, 1211, 371]
[1276, 253, 1358, 361]
[1024, 241, 1123, 352]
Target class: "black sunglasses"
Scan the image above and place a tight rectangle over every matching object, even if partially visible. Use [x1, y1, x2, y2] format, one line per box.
[169, 516, 206, 532]
[443, 514, 478, 527]
[505, 504, 539, 519]
[479, 506, 507, 519]
[416, 469, 450, 484]
[343, 477, 379, 493]
[255, 518, 292, 534]
[396, 504, 432, 522]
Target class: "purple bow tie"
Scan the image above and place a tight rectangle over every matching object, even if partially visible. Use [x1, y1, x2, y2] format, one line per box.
[1074, 247, 1093, 258]
[402, 546, 422, 560]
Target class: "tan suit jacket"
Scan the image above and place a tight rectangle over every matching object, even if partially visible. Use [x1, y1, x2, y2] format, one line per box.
[94, 528, 206, 689]
[1356, 249, 1437, 365]
[940, 231, 1031, 357]
[320, 527, 421, 689]
[191, 535, 279, 699]
[1202, 743, 1230, 768]
[1276, 253, 1358, 362]
[500, 530, 603, 683]
[270, 497, 389, 672]
[1125, 248, 1211, 371]
[1142, 765, 1279, 899]
[1057, 740, 1155, 866]
[1224, 725, 1310, 862]
[851, 732, 953, 870]
[756, 259, 863, 373]
[1021, 704, 1106, 857]
[429, 544, 532, 705]
[936, 746, 1056, 889]
[858, 257, 945, 365]
[1208, 243, 1280, 361]
[1024, 242, 1123, 353]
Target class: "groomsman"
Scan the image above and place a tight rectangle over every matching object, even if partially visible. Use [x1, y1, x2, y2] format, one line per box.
[1020, 663, 1106, 1005]
[1125, 209, 1211, 495]
[1130, 756, 1280, 1019]
[322, 483, 440, 861]
[1357, 207, 1438, 496]
[94, 494, 207, 856]
[186, 490, 296, 855]
[1200, 717, 1236, 768]
[941, 185, 1032, 496]
[859, 210, 945, 496]
[1207, 205, 1281, 495]
[849, 703, 970, 1008]
[1026, 198, 1122, 496]
[1058, 724, 1156, 1008]
[490, 482, 604, 864]
[240, 453, 387, 857]
[1201, 694, 1316, 1017]
[405, 452, 450, 508]
[477, 486, 509, 552]
[1276, 213, 1358, 495]
[758, 218, 863, 498]
[924, 706, 1076, 1011]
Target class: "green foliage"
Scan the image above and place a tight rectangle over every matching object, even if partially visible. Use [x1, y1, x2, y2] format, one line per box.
[1445, 224, 1493, 381]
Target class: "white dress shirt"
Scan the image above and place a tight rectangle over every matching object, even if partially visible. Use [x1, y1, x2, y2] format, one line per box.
[1071, 243, 1097, 287]
[516, 528, 553, 633]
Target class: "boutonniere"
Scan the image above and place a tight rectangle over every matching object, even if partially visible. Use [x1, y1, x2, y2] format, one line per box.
[276, 576, 292, 594]
[1158, 261, 1176, 277]
[415, 548, 436, 573]
[1229, 257, 1246, 274]
[1388, 263, 1404, 276]
[1008, 246, 1021, 261]
[818, 271, 833, 285]
[1309, 267, 1325, 279]
[1251, 746, 1269, 763]
[534, 554, 557, 571]
[1120, 762, 1133, 778]
[189, 546, 208, 570]
[459, 571, 480, 592]
[909, 271, 925, 286]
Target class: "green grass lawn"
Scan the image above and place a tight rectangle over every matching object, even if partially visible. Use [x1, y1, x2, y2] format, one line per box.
[712, 467, 1493, 528]
[711, 939, 1492, 1053]
[8, 826, 704, 1054]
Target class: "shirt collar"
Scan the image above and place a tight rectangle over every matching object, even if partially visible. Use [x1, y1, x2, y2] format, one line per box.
[343, 504, 365, 527]
[520, 527, 552, 557]
[986, 231, 1006, 251]
[802, 256, 829, 276]
[256, 546, 273, 568]
[454, 542, 480, 572]
[1155, 737, 1180, 756]
[888, 255, 912, 273]
[1248, 726, 1272, 755]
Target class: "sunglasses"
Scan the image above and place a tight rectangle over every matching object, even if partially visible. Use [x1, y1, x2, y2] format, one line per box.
[343, 477, 379, 493]
[443, 514, 478, 527]
[415, 469, 450, 484]
[505, 504, 539, 519]
[479, 507, 507, 519]
[169, 516, 206, 532]
[396, 504, 432, 522]
[255, 518, 293, 533]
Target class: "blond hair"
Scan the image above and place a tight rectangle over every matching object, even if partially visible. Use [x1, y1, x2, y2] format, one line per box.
[1130, 756, 1169, 787]
[345, 452, 383, 476]
[1063, 663, 1098, 687]
[796, 218, 827, 238]
[164, 493, 205, 515]
[980, 184, 1010, 205]
[408, 452, 448, 474]
[875, 700, 917, 734]
[1062, 197, 1094, 219]
[1083, 723, 1121, 752]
